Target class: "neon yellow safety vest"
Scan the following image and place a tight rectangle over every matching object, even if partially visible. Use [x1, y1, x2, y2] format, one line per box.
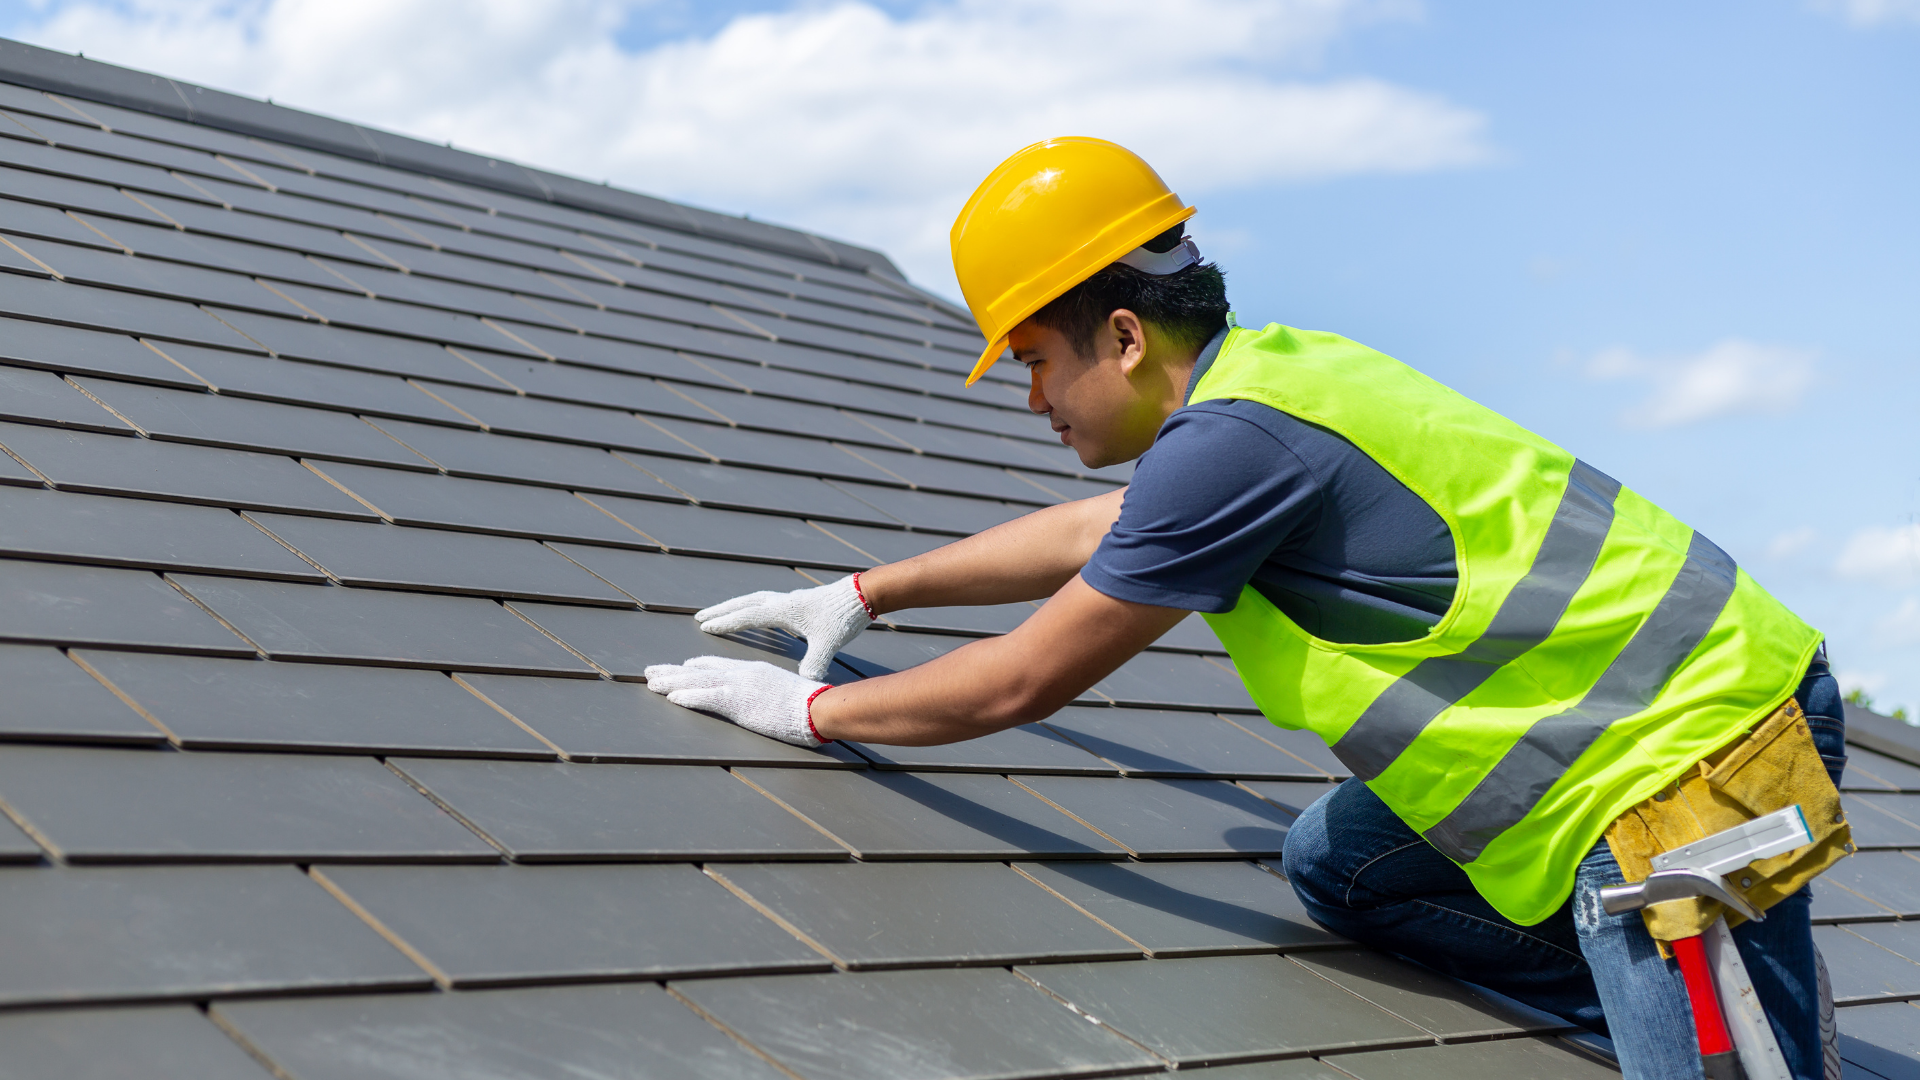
[1194, 324, 1822, 925]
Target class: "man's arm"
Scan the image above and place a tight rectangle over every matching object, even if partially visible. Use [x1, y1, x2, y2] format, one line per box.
[809, 572, 1187, 745]
[857, 487, 1126, 615]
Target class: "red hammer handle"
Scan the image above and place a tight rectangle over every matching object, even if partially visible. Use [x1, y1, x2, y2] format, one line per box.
[1673, 933, 1735, 1057]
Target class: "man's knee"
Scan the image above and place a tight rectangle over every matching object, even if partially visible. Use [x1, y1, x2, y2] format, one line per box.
[1280, 788, 1341, 908]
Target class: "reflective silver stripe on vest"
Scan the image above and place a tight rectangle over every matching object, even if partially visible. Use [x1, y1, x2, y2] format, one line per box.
[1332, 460, 1622, 781]
[1422, 531, 1741, 863]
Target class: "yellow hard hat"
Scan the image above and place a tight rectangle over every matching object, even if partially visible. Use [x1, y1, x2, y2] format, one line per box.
[950, 137, 1195, 386]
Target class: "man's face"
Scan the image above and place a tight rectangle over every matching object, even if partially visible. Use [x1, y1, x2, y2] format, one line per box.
[1008, 311, 1166, 470]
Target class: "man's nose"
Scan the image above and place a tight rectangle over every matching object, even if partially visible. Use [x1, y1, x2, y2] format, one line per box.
[1027, 370, 1048, 416]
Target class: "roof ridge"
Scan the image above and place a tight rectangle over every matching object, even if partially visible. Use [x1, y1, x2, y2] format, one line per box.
[0, 36, 907, 281]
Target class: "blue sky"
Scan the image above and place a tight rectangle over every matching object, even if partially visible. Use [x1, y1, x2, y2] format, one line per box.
[3, 0, 1915, 711]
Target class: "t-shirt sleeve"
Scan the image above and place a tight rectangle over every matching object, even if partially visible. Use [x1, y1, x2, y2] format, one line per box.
[1081, 403, 1322, 613]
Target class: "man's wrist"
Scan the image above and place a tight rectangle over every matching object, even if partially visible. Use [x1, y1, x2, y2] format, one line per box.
[804, 684, 834, 743]
[849, 572, 878, 621]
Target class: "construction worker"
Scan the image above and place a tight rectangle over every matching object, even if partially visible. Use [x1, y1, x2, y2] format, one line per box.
[645, 138, 1851, 1080]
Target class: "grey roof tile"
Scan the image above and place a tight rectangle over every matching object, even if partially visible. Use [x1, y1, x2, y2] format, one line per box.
[0, 744, 497, 862]
[847, 723, 1119, 776]
[1239, 780, 1343, 819]
[667, 381, 900, 445]
[673, 966, 1161, 1080]
[1095, 651, 1260, 712]
[243, 513, 634, 605]
[880, 600, 1038, 634]
[0, 642, 160, 744]
[71, 377, 438, 468]
[0, 486, 325, 580]
[1840, 920, 1920, 966]
[74, 650, 554, 758]
[1833, 1000, 1920, 1079]
[388, 758, 848, 862]
[10, 236, 300, 313]
[168, 573, 599, 675]
[0, 865, 428, 1006]
[0, 558, 252, 655]
[735, 767, 1125, 860]
[622, 452, 896, 525]
[1811, 876, 1900, 922]
[1017, 954, 1431, 1066]
[0, 158, 158, 222]
[581, 492, 869, 568]
[1822, 852, 1920, 916]
[1848, 748, 1920, 792]
[647, 416, 905, 486]
[504, 602, 835, 682]
[0, 806, 41, 862]
[313, 863, 827, 986]
[215, 983, 793, 1080]
[810, 519, 951, 564]
[1014, 860, 1347, 957]
[455, 672, 860, 767]
[466, 354, 718, 420]
[1234, 721, 1353, 779]
[1042, 707, 1332, 779]
[74, 211, 363, 292]
[1289, 950, 1571, 1041]
[193, 309, 516, 388]
[1014, 776, 1294, 859]
[0, 420, 379, 518]
[0, 275, 261, 348]
[0, 1005, 277, 1080]
[1812, 925, 1920, 1002]
[0, 445, 40, 485]
[250, 283, 544, 357]
[543, 545, 810, 612]
[1320, 1036, 1625, 1080]
[0, 365, 131, 431]
[838, 441, 1059, 504]
[119, 193, 382, 265]
[302, 461, 659, 547]
[0, 190, 133, 249]
[1843, 794, 1920, 849]
[707, 861, 1137, 969]
[366, 417, 684, 498]
[1155, 612, 1227, 654]
[148, 341, 481, 423]
[421, 382, 702, 457]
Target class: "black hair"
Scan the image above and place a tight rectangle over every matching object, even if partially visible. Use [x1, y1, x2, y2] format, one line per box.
[1027, 224, 1229, 358]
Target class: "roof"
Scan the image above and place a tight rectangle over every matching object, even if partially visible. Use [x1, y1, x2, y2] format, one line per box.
[0, 37, 1914, 1080]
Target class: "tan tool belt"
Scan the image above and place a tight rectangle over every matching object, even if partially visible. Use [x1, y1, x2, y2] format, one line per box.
[1604, 697, 1854, 945]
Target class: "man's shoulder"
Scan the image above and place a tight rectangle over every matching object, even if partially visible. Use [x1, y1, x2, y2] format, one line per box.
[1161, 396, 1362, 459]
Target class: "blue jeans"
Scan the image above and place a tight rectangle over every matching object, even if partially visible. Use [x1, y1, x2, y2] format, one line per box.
[1283, 656, 1845, 1080]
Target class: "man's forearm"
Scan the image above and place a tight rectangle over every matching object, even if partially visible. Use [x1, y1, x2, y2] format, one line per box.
[810, 573, 1186, 745]
[858, 487, 1125, 615]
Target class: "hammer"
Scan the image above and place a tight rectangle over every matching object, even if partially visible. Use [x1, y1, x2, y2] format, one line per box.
[1599, 805, 1814, 1080]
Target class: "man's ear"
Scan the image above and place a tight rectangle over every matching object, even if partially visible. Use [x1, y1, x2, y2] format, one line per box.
[1109, 309, 1148, 377]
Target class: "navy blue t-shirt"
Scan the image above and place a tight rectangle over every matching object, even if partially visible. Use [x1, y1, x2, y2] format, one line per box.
[1081, 332, 1459, 645]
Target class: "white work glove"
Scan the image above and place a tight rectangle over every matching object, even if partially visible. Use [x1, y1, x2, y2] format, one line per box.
[695, 574, 874, 682]
[643, 656, 830, 747]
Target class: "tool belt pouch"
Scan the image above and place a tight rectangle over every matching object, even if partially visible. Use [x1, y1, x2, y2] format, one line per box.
[1604, 697, 1853, 949]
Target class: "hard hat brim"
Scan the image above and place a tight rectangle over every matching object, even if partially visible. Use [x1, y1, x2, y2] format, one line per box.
[965, 334, 1010, 387]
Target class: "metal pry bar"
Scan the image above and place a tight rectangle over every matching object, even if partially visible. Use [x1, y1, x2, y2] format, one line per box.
[1599, 867, 1765, 921]
[1650, 805, 1814, 877]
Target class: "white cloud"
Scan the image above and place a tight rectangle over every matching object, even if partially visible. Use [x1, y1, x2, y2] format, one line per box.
[5, 0, 1489, 290]
[1585, 339, 1816, 428]
[1876, 596, 1920, 646]
[1836, 523, 1920, 587]
[1766, 525, 1819, 560]
[1810, 0, 1920, 27]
